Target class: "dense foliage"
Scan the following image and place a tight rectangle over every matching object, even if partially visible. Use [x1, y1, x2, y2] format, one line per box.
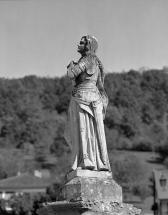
[0, 69, 168, 179]
[1, 69, 168, 214]
[110, 151, 152, 201]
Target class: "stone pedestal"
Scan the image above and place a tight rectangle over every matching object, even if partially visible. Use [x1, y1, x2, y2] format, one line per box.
[36, 170, 141, 215]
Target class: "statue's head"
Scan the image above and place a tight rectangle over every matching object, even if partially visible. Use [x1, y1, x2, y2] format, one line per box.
[77, 35, 98, 55]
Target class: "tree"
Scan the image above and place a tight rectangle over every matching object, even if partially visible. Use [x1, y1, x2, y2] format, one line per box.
[132, 183, 151, 203]
[8, 193, 48, 215]
[157, 139, 168, 162]
[111, 154, 145, 185]
[110, 152, 150, 201]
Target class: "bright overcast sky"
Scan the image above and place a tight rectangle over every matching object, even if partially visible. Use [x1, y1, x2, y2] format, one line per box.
[0, 0, 168, 78]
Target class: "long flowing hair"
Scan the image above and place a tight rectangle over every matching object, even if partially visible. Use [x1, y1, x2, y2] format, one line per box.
[82, 35, 105, 84]
[82, 35, 108, 117]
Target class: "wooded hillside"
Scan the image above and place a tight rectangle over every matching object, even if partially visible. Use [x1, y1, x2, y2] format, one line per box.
[0, 69, 168, 179]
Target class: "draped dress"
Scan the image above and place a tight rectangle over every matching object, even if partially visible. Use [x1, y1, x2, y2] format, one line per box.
[64, 56, 111, 171]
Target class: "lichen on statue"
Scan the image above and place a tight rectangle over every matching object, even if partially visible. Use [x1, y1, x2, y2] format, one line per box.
[64, 35, 111, 172]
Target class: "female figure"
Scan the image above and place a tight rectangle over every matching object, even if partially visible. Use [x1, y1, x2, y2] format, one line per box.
[64, 35, 111, 172]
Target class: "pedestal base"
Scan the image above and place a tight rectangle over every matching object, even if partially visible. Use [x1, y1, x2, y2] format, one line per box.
[36, 170, 141, 215]
[37, 201, 141, 215]
[56, 172, 121, 203]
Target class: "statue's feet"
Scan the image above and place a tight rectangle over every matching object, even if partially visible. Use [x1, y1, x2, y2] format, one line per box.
[83, 158, 96, 170]
[77, 166, 95, 171]
[83, 166, 95, 170]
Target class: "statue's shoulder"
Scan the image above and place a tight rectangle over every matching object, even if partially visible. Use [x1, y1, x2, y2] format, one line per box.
[78, 55, 98, 75]
[77, 56, 87, 65]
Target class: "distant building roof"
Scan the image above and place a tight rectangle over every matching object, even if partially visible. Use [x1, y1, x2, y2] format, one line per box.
[153, 170, 168, 200]
[0, 172, 52, 192]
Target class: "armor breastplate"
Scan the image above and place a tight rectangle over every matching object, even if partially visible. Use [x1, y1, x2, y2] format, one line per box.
[75, 65, 99, 86]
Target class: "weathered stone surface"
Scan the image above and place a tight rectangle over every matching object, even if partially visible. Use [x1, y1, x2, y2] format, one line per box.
[56, 176, 122, 203]
[36, 201, 141, 215]
[66, 170, 112, 182]
[36, 174, 141, 215]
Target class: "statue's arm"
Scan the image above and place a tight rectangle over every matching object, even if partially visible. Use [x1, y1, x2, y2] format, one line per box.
[67, 60, 86, 79]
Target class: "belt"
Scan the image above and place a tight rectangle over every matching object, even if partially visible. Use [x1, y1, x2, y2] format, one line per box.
[75, 80, 96, 88]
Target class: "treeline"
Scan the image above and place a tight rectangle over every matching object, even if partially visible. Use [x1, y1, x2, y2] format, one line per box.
[0, 69, 168, 178]
[105, 69, 168, 152]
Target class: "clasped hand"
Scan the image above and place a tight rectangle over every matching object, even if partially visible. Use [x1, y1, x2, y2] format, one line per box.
[67, 61, 76, 69]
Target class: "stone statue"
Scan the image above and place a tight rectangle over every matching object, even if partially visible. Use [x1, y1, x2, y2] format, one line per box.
[64, 35, 111, 172]
[37, 35, 141, 215]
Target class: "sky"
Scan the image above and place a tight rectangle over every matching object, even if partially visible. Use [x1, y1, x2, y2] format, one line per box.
[0, 0, 168, 79]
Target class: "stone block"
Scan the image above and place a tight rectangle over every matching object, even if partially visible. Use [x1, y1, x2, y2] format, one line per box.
[37, 201, 141, 215]
[36, 170, 141, 215]
[56, 175, 122, 203]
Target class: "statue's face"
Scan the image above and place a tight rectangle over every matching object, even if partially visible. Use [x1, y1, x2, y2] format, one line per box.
[77, 37, 87, 54]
